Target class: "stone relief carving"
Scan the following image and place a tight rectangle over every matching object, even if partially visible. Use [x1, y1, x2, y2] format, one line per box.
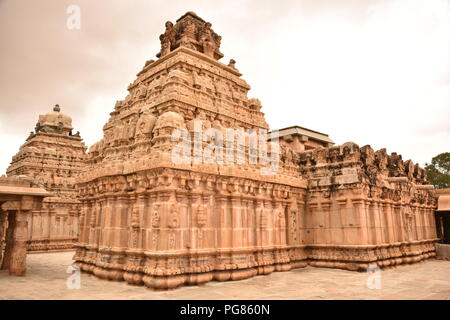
[72, 12, 438, 291]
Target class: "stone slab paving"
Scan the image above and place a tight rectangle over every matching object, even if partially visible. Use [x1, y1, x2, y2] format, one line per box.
[0, 252, 449, 300]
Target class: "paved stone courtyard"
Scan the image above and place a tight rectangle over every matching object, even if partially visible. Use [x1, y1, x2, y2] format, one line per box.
[0, 251, 449, 300]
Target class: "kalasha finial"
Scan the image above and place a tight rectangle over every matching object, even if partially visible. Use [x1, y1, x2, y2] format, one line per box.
[53, 104, 60, 112]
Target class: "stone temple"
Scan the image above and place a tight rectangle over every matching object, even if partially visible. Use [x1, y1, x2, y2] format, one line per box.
[6, 104, 87, 252]
[69, 12, 439, 290]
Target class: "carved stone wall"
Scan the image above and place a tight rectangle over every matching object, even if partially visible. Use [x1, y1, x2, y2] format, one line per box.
[74, 13, 310, 289]
[73, 12, 438, 290]
[299, 143, 438, 270]
[6, 105, 87, 252]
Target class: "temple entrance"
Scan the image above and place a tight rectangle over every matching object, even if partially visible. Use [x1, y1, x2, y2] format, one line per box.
[436, 189, 450, 245]
[435, 211, 450, 244]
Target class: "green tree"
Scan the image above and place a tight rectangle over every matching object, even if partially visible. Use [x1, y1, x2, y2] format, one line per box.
[425, 152, 450, 189]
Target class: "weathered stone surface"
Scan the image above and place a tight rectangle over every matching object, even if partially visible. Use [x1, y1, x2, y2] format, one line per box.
[72, 12, 438, 290]
[0, 176, 51, 275]
[6, 105, 87, 252]
[156, 12, 224, 60]
[74, 13, 307, 289]
[299, 144, 438, 270]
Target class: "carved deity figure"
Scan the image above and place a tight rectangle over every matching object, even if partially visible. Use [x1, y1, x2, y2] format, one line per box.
[180, 20, 197, 50]
[168, 232, 176, 250]
[199, 22, 217, 57]
[405, 207, 414, 241]
[131, 206, 139, 229]
[151, 205, 160, 228]
[196, 203, 207, 227]
[405, 160, 415, 179]
[135, 110, 157, 141]
[228, 59, 237, 69]
[169, 203, 180, 228]
[388, 153, 406, 177]
[160, 21, 176, 57]
[278, 205, 286, 228]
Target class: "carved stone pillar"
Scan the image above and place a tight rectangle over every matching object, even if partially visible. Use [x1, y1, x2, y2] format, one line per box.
[383, 202, 394, 244]
[0, 212, 8, 267]
[352, 199, 368, 244]
[48, 205, 56, 251]
[9, 210, 29, 276]
[215, 195, 228, 249]
[337, 199, 348, 245]
[1, 211, 16, 271]
[1, 197, 32, 276]
[262, 200, 271, 247]
[230, 197, 241, 248]
[255, 200, 264, 248]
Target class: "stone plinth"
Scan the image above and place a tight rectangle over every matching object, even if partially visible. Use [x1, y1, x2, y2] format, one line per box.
[6, 105, 87, 252]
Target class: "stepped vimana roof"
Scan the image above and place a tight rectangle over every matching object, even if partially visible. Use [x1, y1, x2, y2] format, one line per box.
[67, 12, 438, 290]
[7, 104, 87, 198]
[82, 11, 279, 182]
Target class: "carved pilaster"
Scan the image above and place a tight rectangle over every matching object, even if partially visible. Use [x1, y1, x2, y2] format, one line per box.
[0, 213, 7, 266]
[8, 210, 29, 276]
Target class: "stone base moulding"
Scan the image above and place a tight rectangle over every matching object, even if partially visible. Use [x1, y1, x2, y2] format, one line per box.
[72, 240, 437, 290]
[307, 240, 438, 271]
[73, 246, 309, 289]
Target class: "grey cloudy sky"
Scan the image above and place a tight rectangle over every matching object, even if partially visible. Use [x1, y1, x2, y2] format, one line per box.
[0, 0, 449, 174]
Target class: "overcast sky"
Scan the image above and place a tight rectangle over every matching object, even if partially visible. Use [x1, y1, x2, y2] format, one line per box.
[0, 0, 449, 174]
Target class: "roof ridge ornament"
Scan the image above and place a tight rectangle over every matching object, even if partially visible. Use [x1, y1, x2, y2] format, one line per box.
[156, 12, 224, 60]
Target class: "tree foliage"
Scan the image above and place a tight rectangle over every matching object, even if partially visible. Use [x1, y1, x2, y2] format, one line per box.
[425, 152, 450, 189]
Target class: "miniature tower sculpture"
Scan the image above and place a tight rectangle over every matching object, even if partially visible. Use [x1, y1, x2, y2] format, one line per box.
[7, 104, 87, 251]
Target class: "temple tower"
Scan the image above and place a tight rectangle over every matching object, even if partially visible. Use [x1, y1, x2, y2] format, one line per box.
[74, 12, 308, 289]
[7, 104, 87, 252]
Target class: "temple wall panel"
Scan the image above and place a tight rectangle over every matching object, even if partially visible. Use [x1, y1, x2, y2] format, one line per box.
[26, 201, 79, 252]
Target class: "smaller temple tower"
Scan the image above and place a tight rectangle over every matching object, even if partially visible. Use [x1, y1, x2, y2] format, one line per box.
[6, 104, 87, 252]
